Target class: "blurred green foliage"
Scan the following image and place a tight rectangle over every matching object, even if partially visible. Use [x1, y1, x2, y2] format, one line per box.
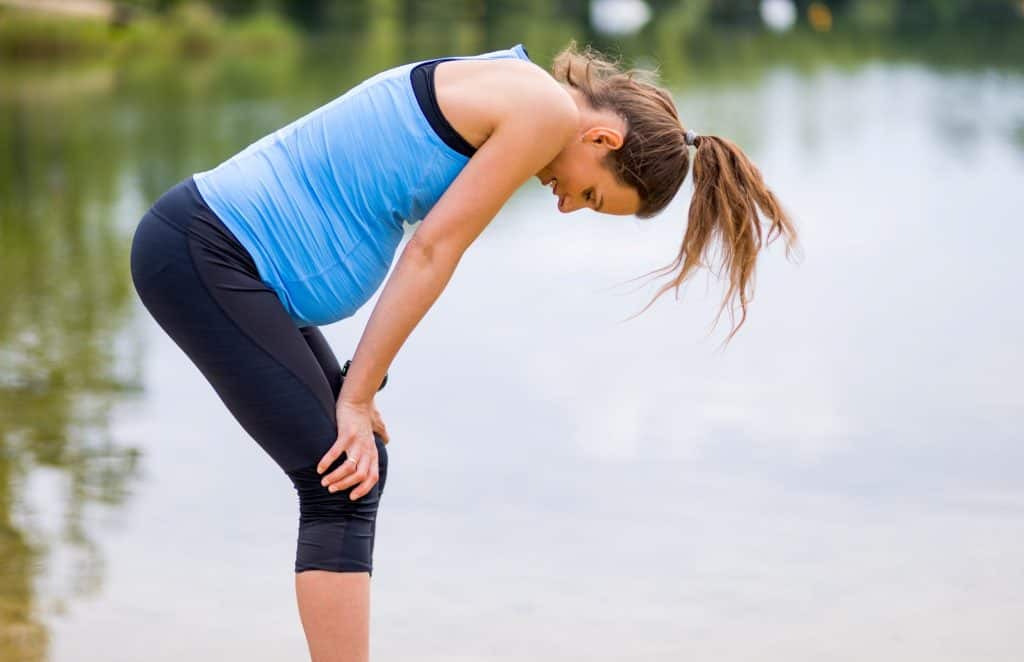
[0, 10, 110, 59]
[121, 0, 1023, 30]
[1, 0, 1021, 62]
[650, 0, 1024, 29]
[0, 2, 299, 60]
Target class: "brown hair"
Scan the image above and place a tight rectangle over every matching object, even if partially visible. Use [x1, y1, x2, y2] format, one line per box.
[552, 42, 802, 344]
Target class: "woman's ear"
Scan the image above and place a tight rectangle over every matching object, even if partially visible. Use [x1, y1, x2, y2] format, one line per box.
[582, 126, 625, 150]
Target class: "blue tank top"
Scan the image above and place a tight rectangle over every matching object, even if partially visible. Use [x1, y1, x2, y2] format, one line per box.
[193, 44, 532, 326]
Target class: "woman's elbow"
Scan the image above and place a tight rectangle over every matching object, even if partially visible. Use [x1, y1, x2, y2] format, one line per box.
[404, 232, 463, 271]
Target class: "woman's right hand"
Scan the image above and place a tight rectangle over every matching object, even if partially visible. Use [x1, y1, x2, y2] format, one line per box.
[317, 399, 380, 500]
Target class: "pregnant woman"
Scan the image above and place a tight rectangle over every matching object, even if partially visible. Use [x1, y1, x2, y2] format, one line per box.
[129, 42, 798, 661]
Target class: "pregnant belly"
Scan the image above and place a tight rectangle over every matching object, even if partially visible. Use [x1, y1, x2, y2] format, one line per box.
[280, 240, 396, 327]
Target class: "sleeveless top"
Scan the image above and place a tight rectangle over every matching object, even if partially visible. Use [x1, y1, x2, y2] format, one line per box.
[193, 44, 532, 327]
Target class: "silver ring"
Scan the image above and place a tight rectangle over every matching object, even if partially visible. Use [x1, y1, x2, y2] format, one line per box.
[345, 457, 358, 464]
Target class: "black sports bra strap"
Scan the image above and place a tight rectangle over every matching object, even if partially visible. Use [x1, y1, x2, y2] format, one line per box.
[410, 58, 478, 158]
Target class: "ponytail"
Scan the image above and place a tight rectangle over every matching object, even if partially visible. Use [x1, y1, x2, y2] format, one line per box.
[633, 134, 802, 345]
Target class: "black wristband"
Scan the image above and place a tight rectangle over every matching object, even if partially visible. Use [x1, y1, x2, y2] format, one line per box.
[341, 360, 388, 392]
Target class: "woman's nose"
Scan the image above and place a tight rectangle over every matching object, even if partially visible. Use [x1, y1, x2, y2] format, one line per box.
[559, 196, 581, 213]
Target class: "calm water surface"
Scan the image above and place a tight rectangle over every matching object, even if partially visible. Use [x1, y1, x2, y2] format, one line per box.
[2, 36, 1023, 662]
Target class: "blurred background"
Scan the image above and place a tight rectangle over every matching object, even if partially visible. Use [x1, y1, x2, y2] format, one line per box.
[1, 1, 1022, 661]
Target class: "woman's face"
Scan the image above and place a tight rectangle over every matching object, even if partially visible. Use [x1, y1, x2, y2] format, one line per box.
[535, 126, 641, 216]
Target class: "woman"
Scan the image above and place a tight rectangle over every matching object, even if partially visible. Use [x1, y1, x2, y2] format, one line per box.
[129, 42, 798, 661]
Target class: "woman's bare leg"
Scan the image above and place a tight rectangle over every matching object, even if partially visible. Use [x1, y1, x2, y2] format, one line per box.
[296, 571, 371, 662]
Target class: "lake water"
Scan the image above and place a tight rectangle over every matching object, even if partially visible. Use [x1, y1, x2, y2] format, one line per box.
[2, 32, 1023, 662]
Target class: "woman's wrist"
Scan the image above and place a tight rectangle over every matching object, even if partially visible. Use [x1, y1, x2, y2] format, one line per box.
[337, 396, 373, 412]
[341, 360, 387, 385]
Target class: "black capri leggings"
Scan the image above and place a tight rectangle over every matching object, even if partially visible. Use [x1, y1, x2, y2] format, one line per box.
[129, 176, 388, 575]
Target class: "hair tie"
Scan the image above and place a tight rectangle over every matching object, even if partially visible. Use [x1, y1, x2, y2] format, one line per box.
[684, 129, 700, 147]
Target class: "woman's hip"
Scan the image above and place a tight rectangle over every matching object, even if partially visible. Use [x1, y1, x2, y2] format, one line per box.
[130, 176, 259, 291]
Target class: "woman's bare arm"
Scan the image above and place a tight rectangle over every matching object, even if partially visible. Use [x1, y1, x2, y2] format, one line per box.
[318, 85, 577, 496]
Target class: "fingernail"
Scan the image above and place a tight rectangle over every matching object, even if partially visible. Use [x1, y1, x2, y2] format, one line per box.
[321, 480, 328, 487]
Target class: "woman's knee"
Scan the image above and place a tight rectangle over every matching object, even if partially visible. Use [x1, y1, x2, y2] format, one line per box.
[288, 435, 388, 574]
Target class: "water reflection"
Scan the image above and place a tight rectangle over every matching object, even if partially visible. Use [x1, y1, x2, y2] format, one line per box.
[0, 73, 142, 660]
[0, 14, 1022, 661]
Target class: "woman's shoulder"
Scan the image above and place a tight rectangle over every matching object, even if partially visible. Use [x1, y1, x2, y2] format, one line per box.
[435, 57, 576, 148]
[469, 56, 570, 106]
[441, 55, 567, 97]
[507, 67, 577, 132]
